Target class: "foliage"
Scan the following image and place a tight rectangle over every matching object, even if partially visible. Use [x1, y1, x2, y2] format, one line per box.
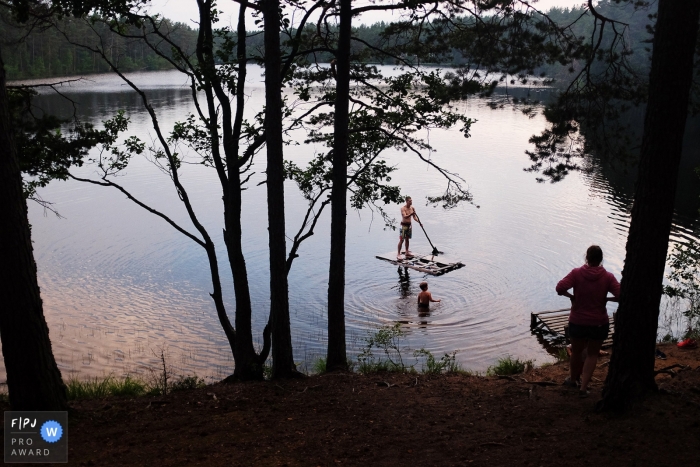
[660, 333, 678, 344]
[262, 363, 273, 381]
[0, 5, 197, 79]
[312, 357, 327, 375]
[486, 355, 533, 376]
[65, 375, 147, 400]
[664, 240, 700, 339]
[286, 44, 476, 228]
[413, 348, 463, 375]
[147, 349, 171, 396]
[520, 0, 679, 183]
[64, 372, 205, 400]
[9, 86, 120, 201]
[555, 347, 569, 363]
[357, 323, 412, 373]
[170, 375, 206, 392]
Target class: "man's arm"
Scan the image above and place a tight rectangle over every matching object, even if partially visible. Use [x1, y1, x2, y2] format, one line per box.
[412, 208, 422, 225]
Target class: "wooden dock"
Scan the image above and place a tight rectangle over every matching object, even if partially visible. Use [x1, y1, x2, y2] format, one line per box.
[530, 308, 615, 348]
[376, 251, 464, 276]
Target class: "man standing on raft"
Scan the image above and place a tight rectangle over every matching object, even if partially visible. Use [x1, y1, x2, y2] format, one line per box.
[397, 196, 422, 260]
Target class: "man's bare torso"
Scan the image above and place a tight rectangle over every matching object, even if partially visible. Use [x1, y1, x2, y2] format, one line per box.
[401, 204, 415, 224]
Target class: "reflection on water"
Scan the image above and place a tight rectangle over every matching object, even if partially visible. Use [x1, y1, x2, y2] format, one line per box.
[395, 267, 412, 299]
[7, 68, 700, 381]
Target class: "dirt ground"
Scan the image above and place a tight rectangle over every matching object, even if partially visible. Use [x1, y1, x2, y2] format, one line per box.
[51, 343, 700, 465]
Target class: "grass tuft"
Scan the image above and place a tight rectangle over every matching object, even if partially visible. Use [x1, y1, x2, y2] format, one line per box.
[357, 323, 413, 374]
[555, 347, 569, 363]
[170, 375, 206, 392]
[65, 373, 205, 400]
[312, 357, 327, 374]
[486, 356, 533, 376]
[414, 349, 464, 375]
[66, 376, 148, 400]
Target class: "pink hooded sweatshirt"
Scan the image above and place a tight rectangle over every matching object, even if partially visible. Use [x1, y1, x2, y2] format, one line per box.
[556, 265, 621, 326]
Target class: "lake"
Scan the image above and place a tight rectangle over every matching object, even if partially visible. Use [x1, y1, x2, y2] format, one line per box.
[9, 67, 700, 382]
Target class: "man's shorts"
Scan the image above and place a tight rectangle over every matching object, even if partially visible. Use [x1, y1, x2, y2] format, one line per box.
[568, 322, 609, 341]
[399, 223, 412, 240]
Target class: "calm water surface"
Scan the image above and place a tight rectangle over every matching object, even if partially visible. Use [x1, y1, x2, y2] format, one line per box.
[10, 68, 700, 381]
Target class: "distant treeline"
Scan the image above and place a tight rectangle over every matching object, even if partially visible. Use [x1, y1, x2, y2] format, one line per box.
[0, 12, 198, 80]
[1, 0, 655, 81]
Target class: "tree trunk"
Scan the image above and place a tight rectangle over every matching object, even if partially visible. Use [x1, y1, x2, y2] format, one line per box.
[0, 49, 67, 410]
[262, 0, 297, 378]
[227, 4, 268, 381]
[326, 0, 352, 372]
[600, 0, 700, 411]
[196, 1, 266, 381]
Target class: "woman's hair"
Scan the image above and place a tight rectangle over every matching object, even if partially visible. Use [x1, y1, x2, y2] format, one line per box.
[586, 245, 603, 266]
[419, 281, 428, 291]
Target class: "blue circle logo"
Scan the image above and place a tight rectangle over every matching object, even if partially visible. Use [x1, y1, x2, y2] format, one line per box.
[40, 420, 63, 443]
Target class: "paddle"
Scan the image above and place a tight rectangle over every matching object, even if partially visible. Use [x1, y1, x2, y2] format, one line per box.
[413, 212, 442, 256]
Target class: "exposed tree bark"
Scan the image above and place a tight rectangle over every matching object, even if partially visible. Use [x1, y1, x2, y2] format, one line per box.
[262, 0, 297, 378]
[196, 0, 269, 381]
[226, 3, 271, 380]
[600, 0, 700, 411]
[326, 0, 352, 372]
[0, 48, 67, 410]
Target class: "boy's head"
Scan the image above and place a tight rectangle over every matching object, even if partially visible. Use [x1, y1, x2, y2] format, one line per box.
[405, 196, 412, 206]
[419, 281, 428, 291]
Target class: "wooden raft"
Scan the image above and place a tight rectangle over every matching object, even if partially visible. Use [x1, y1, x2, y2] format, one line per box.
[530, 308, 615, 348]
[376, 251, 464, 276]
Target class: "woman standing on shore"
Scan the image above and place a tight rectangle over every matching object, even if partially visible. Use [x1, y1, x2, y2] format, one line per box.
[556, 245, 620, 397]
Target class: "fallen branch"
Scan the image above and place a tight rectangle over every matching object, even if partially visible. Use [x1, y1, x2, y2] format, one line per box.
[656, 364, 689, 373]
[519, 378, 558, 386]
[496, 375, 516, 381]
[654, 364, 690, 377]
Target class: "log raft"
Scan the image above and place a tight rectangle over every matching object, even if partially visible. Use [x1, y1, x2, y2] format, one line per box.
[530, 308, 615, 348]
[375, 252, 464, 276]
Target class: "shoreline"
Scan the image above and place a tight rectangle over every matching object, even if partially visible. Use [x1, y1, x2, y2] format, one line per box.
[14, 342, 698, 466]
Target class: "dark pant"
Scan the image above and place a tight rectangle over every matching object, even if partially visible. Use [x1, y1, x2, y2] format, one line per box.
[568, 322, 609, 341]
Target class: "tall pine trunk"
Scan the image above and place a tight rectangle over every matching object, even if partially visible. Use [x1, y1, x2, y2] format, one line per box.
[0, 49, 67, 410]
[326, 0, 351, 371]
[600, 0, 700, 411]
[262, 0, 297, 378]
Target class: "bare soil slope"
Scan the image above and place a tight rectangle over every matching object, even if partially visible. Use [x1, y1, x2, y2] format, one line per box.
[60, 343, 700, 466]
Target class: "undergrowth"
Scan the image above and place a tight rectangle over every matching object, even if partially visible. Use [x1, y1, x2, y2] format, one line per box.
[356, 324, 474, 375]
[65, 373, 205, 400]
[358, 323, 411, 373]
[662, 239, 700, 341]
[66, 375, 147, 400]
[414, 348, 465, 374]
[556, 347, 569, 363]
[486, 355, 533, 376]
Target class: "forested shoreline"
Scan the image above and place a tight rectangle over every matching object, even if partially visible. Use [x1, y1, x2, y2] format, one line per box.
[1, 1, 655, 81]
[0, 12, 197, 79]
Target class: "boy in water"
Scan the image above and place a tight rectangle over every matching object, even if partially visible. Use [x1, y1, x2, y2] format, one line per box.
[417, 281, 441, 308]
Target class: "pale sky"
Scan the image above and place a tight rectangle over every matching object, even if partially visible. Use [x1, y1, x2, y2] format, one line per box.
[148, 0, 583, 29]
